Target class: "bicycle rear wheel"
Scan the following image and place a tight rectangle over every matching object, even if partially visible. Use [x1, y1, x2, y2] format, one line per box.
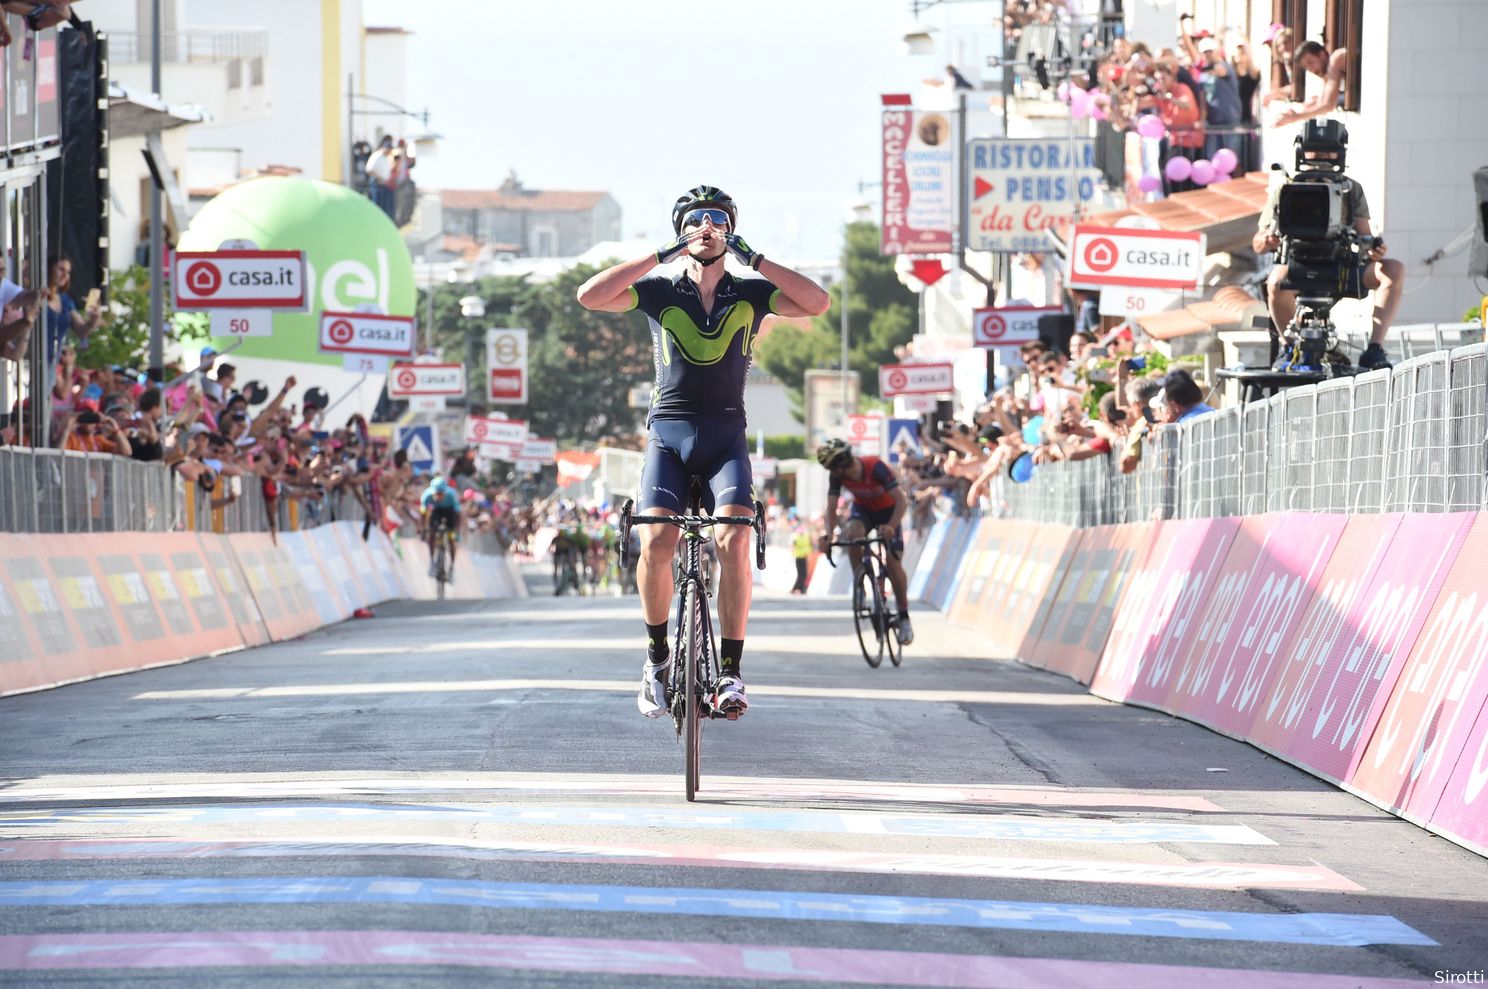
[681, 578, 704, 800]
[433, 538, 447, 601]
[852, 562, 883, 668]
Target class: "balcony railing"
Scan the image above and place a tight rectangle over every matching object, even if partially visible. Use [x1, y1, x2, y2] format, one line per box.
[108, 30, 268, 67]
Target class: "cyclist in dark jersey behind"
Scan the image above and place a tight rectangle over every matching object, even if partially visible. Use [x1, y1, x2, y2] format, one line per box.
[577, 185, 830, 718]
[817, 438, 914, 645]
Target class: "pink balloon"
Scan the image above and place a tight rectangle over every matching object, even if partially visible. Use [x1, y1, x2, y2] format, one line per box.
[1212, 148, 1239, 174]
[1069, 88, 1090, 119]
[1163, 156, 1192, 182]
[1137, 174, 1162, 194]
[1191, 159, 1216, 185]
[1136, 115, 1166, 140]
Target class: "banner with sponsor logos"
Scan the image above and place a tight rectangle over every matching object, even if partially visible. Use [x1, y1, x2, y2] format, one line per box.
[880, 94, 955, 255]
[486, 328, 529, 404]
[971, 306, 1060, 349]
[1068, 225, 1205, 291]
[966, 138, 1100, 253]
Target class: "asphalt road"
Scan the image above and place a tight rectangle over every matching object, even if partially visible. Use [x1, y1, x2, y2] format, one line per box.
[1, 572, 1485, 987]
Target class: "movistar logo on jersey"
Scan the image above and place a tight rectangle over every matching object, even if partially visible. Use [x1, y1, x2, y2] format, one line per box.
[657, 302, 755, 366]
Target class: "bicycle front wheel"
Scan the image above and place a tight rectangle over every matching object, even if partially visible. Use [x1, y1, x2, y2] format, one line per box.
[433, 540, 447, 601]
[681, 579, 704, 800]
[852, 562, 883, 668]
[881, 569, 901, 667]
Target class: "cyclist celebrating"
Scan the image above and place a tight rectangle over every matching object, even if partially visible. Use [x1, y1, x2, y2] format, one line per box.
[420, 474, 461, 578]
[577, 184, 830, 718]
[817, 439, 914, 646]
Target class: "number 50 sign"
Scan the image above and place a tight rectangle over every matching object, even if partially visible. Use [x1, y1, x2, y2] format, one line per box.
[209, 310, 273, 337]
[1098, 288, 1179, 318]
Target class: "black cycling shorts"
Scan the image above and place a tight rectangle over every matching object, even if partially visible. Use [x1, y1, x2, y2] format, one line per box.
[848, 503, 897, 530]
[639, 418, 753, 513]
[429, 505, 460, 534]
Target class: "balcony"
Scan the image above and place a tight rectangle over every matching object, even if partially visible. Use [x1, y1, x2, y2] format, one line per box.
[107, 30, 270, 127]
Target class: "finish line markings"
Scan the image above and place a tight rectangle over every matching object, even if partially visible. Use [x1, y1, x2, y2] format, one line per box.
[0, 837, 1362, 891]
[0, 802, 1272, 844]
[0, 877, 1433, 946]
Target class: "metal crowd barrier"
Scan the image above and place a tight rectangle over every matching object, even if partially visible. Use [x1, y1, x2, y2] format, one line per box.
[0, 448, 178, 533]
[982, 343, 1488, 525]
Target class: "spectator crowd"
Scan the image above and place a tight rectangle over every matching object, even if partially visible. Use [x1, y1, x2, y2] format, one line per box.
[890, 327, 1216, 521]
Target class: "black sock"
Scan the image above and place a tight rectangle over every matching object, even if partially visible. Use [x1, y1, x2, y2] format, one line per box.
[720, 638, 743, 678]
[646, 621, 669, 665]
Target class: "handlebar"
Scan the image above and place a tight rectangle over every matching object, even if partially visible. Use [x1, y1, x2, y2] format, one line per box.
[824, 535, 889, 568]
[619, 499, 768, 571]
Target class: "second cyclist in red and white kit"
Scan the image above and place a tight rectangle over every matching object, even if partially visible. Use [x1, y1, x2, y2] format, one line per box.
[817, 438, 913, 645]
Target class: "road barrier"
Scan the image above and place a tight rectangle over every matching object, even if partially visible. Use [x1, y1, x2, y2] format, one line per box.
[907, 510, 1488, 857]
[0, 521, 527, 697]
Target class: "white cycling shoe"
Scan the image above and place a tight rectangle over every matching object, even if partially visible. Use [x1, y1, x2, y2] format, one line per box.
[713, 675, 748, 716]
[637, 661, 669, 718]
[896, 615, 915, 646]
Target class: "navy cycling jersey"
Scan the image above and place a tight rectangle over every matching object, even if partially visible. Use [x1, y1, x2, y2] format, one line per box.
[627, 270, 781, 425]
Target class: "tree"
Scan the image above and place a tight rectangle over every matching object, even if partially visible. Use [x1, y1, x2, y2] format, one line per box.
[78, 266, 205, 371]
[755, 221, 917, 413]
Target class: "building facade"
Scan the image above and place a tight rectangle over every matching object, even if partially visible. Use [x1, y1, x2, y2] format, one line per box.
[439, 175, 622, 259]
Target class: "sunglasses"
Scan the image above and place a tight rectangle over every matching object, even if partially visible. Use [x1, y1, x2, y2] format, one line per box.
[680, 208, 731, 230]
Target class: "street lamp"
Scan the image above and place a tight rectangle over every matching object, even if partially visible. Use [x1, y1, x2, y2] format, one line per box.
[840, 199, 877, 422]
[458, 293, 486, 409]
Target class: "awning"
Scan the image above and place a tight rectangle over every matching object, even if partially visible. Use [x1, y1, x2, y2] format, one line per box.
[1135, 286, 1268, 343]
[1049, 172, 1270, 257]
[107, 82, 208, 139]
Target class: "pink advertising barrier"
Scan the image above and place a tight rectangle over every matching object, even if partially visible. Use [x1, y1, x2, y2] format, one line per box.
[1250, 513, 1473, 784]
[1090, 518, 1239, 706]
[1351, 512, 1488, 854]
[1159, 513, 1347, 737]
[980, 524, 1074, 657]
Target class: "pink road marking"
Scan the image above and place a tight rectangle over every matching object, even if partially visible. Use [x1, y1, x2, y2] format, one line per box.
[0, 931, 1420, 987]
[0, 838, 1361, 892]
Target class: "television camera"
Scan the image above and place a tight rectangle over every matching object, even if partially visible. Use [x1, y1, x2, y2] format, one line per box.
[1270, 119, 1380, 374]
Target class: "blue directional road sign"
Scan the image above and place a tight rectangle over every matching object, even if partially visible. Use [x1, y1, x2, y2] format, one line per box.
[885, 418, 923, 464]
[395, 424, 439, 474]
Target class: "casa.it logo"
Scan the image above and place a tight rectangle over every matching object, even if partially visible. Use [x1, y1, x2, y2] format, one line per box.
[981, 314, 1008, 340]
[396, 368, 418, 390]
[185, 261, 222, 296]
[886, 370, 908, 391]
[328, 319, 356, 345]
[1082, 237, 1120, 274]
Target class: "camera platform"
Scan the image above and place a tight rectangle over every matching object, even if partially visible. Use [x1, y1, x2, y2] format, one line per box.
[1216, 364, 1359, 403]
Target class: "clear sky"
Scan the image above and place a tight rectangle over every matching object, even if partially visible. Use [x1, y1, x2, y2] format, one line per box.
[361, 0, 977, 260]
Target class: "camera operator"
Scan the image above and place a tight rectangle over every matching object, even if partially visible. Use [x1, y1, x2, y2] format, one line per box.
[1252, 120, 1402, 371]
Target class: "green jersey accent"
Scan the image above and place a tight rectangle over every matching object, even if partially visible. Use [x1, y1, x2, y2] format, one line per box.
[658, 302, 755, 367]
[630, 271, 780, 424]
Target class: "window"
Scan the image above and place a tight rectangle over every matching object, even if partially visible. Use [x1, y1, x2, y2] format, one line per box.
[1273, 0, 1363, 112]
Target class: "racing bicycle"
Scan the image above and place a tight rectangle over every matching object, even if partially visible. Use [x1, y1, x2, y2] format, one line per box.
[429, 515, 456, 601]
[621, 492, 766, 802]
[828, 536, 901, 669]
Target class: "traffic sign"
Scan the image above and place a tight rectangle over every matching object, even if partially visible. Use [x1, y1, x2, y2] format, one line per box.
[210, 309, 273, 338]
[394, 424, 440, 474]
[879, 362, 954, 397]
[486, 327, 529, 404]
[173, 250, 306, 310]
[387, 362, 465, 398]
[320, 310, 416, 356]
[971, 305, 1059, 348]
[885, 417, 923, 464]
[1068, 225, 1205, 290]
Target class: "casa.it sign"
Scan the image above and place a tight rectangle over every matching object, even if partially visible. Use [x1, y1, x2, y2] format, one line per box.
[971, 306, 1060, 348]
[318, 311, 416, 357]
[879, 362, 954, 397]
[172, 250, 307, 310]
[386, 363, 465, 398]
[1068, 225, 1206, 290]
